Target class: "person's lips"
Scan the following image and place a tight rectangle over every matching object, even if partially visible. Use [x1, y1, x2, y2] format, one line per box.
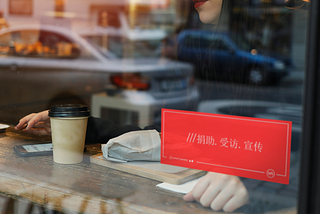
[193, 0, 208, 9]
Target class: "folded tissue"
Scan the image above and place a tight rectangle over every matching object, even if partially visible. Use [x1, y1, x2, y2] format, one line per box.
[101, 130, 161, 163]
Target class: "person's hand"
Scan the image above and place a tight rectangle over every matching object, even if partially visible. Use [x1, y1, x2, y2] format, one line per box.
[14, 110, 51, 135]
[183, 172, 249, 212]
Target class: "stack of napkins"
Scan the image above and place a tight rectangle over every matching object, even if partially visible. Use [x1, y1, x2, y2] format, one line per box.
[156, 176, 204, 194]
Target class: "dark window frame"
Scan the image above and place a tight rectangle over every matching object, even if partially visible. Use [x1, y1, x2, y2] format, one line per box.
[298, 0, 320, 213]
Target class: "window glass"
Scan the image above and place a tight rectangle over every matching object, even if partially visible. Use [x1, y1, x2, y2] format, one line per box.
[211, 39, 229, 50]
[0, 32, 12, 54]
[84, 35, 162, 58]
[9, 0, 33, 15]
[55, 0, 64, 13]
[98, 11, 121, 28]
[0, 0, 309, 213]
[0, 30, 80, 58]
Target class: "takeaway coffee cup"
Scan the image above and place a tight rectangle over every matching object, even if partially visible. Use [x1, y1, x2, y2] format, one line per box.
[49, 104, 90, 164]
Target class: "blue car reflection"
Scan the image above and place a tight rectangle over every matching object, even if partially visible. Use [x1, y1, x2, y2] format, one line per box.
[177, 30, 290, 85]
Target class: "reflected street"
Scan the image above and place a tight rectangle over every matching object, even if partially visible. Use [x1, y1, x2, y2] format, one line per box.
[196, 70, 304, 151]
[0, 0, 310, 212]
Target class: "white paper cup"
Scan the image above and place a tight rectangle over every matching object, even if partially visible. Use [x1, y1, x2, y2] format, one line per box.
[49, 104, 90, 164]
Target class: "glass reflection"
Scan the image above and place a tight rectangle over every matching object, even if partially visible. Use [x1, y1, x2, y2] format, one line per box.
[0, 0, 308, 213]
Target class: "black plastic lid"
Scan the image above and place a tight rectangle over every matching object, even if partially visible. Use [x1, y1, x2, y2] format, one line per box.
[48, 104, 90, 117]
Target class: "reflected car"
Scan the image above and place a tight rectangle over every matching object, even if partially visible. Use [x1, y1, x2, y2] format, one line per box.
[177, 30, 290, 85]
[0, 25, 199, 125]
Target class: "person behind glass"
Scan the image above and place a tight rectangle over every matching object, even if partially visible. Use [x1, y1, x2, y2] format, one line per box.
[181, 0, 249, 212]
[14, 110, 160, 144]
[15, 0, 248, 212]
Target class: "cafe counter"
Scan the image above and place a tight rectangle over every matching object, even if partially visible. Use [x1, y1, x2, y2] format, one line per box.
[0, 127, 218, 214]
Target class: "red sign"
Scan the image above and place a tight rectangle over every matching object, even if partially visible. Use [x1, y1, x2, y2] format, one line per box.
[161, 109, 292, 184]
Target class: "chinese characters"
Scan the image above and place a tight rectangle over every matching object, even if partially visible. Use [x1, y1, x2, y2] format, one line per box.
[186, 133, 263, 152]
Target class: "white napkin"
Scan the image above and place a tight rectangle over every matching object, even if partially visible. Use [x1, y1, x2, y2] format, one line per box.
[101, 130, 161, 163]
[0, 124, 9, 129]
[0, 124, 9, 133]
[156, 176, 204, 194]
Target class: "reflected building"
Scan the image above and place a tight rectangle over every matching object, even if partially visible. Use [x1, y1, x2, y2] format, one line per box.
[0, 0, 200, 125]
[0, 0, 192, 58]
